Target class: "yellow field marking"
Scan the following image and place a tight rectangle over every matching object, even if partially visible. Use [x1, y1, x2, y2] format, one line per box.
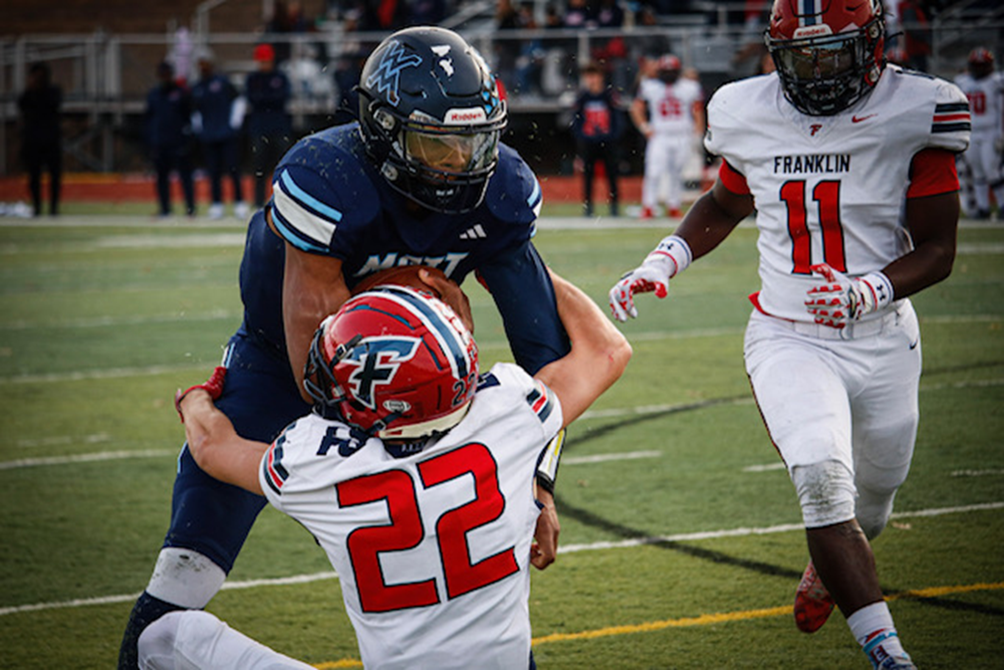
[311, 581, 1004, 667]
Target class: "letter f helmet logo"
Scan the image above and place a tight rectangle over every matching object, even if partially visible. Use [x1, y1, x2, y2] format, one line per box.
[343, 337, 421, 409]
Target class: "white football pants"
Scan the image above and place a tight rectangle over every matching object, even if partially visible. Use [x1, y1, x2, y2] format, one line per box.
[138, 610, 314, 670]
[743, 302, 921, 538]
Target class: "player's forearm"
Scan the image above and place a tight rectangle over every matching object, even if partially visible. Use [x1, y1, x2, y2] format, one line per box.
[280, 242, 351, 401]
[674, 181, 749, 260]
[882, 191, 959, 299]
[180, 392, 266, 495]
[539, 274, 631, 426]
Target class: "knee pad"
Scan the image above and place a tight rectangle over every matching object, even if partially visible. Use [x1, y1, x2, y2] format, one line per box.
[791, 460, 857, 529]
[855, 481, 899, 540]
[145, 548, 226, 610]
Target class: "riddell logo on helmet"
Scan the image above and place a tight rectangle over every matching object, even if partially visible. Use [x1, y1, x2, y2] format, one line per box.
[445, 108, 487, 124]
[793, 25, 834, 38]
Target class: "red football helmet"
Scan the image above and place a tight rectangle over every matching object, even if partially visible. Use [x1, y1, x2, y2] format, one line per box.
[303, 286, 479, 441]
[968, 47, 995, 79]
[657, 54, 682, 83]
[765, 0, 886, 116]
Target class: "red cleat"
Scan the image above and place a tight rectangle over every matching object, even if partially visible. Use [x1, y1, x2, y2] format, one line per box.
[667, 207, 683, 218]
[639, 206, 655, 220]
[794, 561, 835, 633]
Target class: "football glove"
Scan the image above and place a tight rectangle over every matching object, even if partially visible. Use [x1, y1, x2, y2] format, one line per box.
[804, 263, 893, 329]
[174, 366, 227, 422]
[608, 235, 692, 322]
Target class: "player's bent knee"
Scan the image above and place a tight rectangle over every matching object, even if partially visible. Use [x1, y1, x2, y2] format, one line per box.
[792, 460, 857, 529]
[137, 611, 183, 670]
[145, 547, 226, 609]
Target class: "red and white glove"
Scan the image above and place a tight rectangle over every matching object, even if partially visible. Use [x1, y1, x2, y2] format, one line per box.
[609, 235, 692, 322]
[805, 263, 893, 329]
[174, 366, 227, 422]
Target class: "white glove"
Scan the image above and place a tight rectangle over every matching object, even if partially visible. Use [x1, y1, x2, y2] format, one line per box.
[609, 235, 692, 322]
[804, 263, 893, 329]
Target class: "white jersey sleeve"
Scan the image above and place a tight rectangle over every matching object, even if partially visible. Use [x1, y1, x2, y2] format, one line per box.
[257, 363, 561, 670]
[705, 66, 970, 323]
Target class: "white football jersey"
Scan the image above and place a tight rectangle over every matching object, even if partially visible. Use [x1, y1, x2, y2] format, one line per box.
[953, 71, 1004, 135]
[259, 363, 562, 670]
[637, 77, 703, 135]
[705, 65, 970, 323]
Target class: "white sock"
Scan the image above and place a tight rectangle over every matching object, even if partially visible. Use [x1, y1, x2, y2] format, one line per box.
[847, 601, 910, 664]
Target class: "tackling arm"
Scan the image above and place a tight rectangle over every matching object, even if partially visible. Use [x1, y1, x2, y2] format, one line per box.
[535, 272, 632, 428]
[179, 390, 267, 496]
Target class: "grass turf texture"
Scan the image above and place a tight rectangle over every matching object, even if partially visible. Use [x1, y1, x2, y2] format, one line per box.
[0, 216, 1001, 668]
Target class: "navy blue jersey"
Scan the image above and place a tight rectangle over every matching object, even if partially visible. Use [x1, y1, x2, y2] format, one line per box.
[191, 74, 238, 142]
[244, 70, 291, 137]
[238, 122, 567, 374]
[145, 82, 191, 148]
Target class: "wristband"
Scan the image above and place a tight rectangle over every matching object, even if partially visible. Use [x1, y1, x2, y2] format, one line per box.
[647, 235, 693, 278]
[856, 271, 894, 316]
[536, 428, 566, 495]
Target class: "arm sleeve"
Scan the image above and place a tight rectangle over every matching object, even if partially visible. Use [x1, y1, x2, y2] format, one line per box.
[477, 240, 570, 375]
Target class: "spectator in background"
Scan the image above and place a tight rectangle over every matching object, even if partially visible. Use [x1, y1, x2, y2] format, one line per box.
[494, 0, 522, 90]
[191, 56, 248, 220]
[245, 44, 292, 208]
[145, 61, 195, 218]
[571, 62, 623, 217]
[18, 62, 62, 218]
[897, 0, 932, 71]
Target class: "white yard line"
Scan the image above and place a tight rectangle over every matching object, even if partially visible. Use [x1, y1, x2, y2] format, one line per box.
[2, 502, 1000, 618]
[0, 449, 175, 470]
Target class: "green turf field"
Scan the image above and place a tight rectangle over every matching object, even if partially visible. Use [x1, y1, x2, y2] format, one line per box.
[0, 214, 1001, 669]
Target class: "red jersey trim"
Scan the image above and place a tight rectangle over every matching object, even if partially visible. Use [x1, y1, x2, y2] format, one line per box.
[907, 148, 959, 198]
[719, 160, 751, 195]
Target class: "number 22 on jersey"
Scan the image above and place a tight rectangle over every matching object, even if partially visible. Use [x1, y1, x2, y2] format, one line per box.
[336, 442, 519, 613]
[780, 179, 848, 274]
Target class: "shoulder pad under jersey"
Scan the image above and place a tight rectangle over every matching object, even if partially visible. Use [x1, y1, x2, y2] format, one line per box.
[270, 126, 380, 254]
[484, 144, 542, 226]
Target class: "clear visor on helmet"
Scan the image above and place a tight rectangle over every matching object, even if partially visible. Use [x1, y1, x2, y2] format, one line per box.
[774, 34, 858, 81]
[403, 124, 499, 176]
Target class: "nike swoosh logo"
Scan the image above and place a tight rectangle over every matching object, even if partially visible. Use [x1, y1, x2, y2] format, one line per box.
[909, 339, 919, 350]
[852, 114, 877, 123]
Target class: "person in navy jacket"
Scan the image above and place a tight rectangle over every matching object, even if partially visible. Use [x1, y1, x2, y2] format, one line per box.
[191, 56, 248, 220]
[244, 43, 292, 207]
[571, 61, 624, 217]
[145, 61, 195, 217]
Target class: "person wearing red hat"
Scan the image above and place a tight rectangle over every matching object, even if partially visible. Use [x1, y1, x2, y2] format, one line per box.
[245, 43, 292, 207]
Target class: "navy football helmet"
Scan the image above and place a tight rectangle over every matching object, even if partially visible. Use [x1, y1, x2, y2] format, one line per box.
[765, 0, 886, 116]
[357, 26, 507, 214]
[303, 286, 479, 441]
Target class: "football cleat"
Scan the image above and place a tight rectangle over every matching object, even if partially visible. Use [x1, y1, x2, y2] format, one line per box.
[794, 560, 835, 633]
